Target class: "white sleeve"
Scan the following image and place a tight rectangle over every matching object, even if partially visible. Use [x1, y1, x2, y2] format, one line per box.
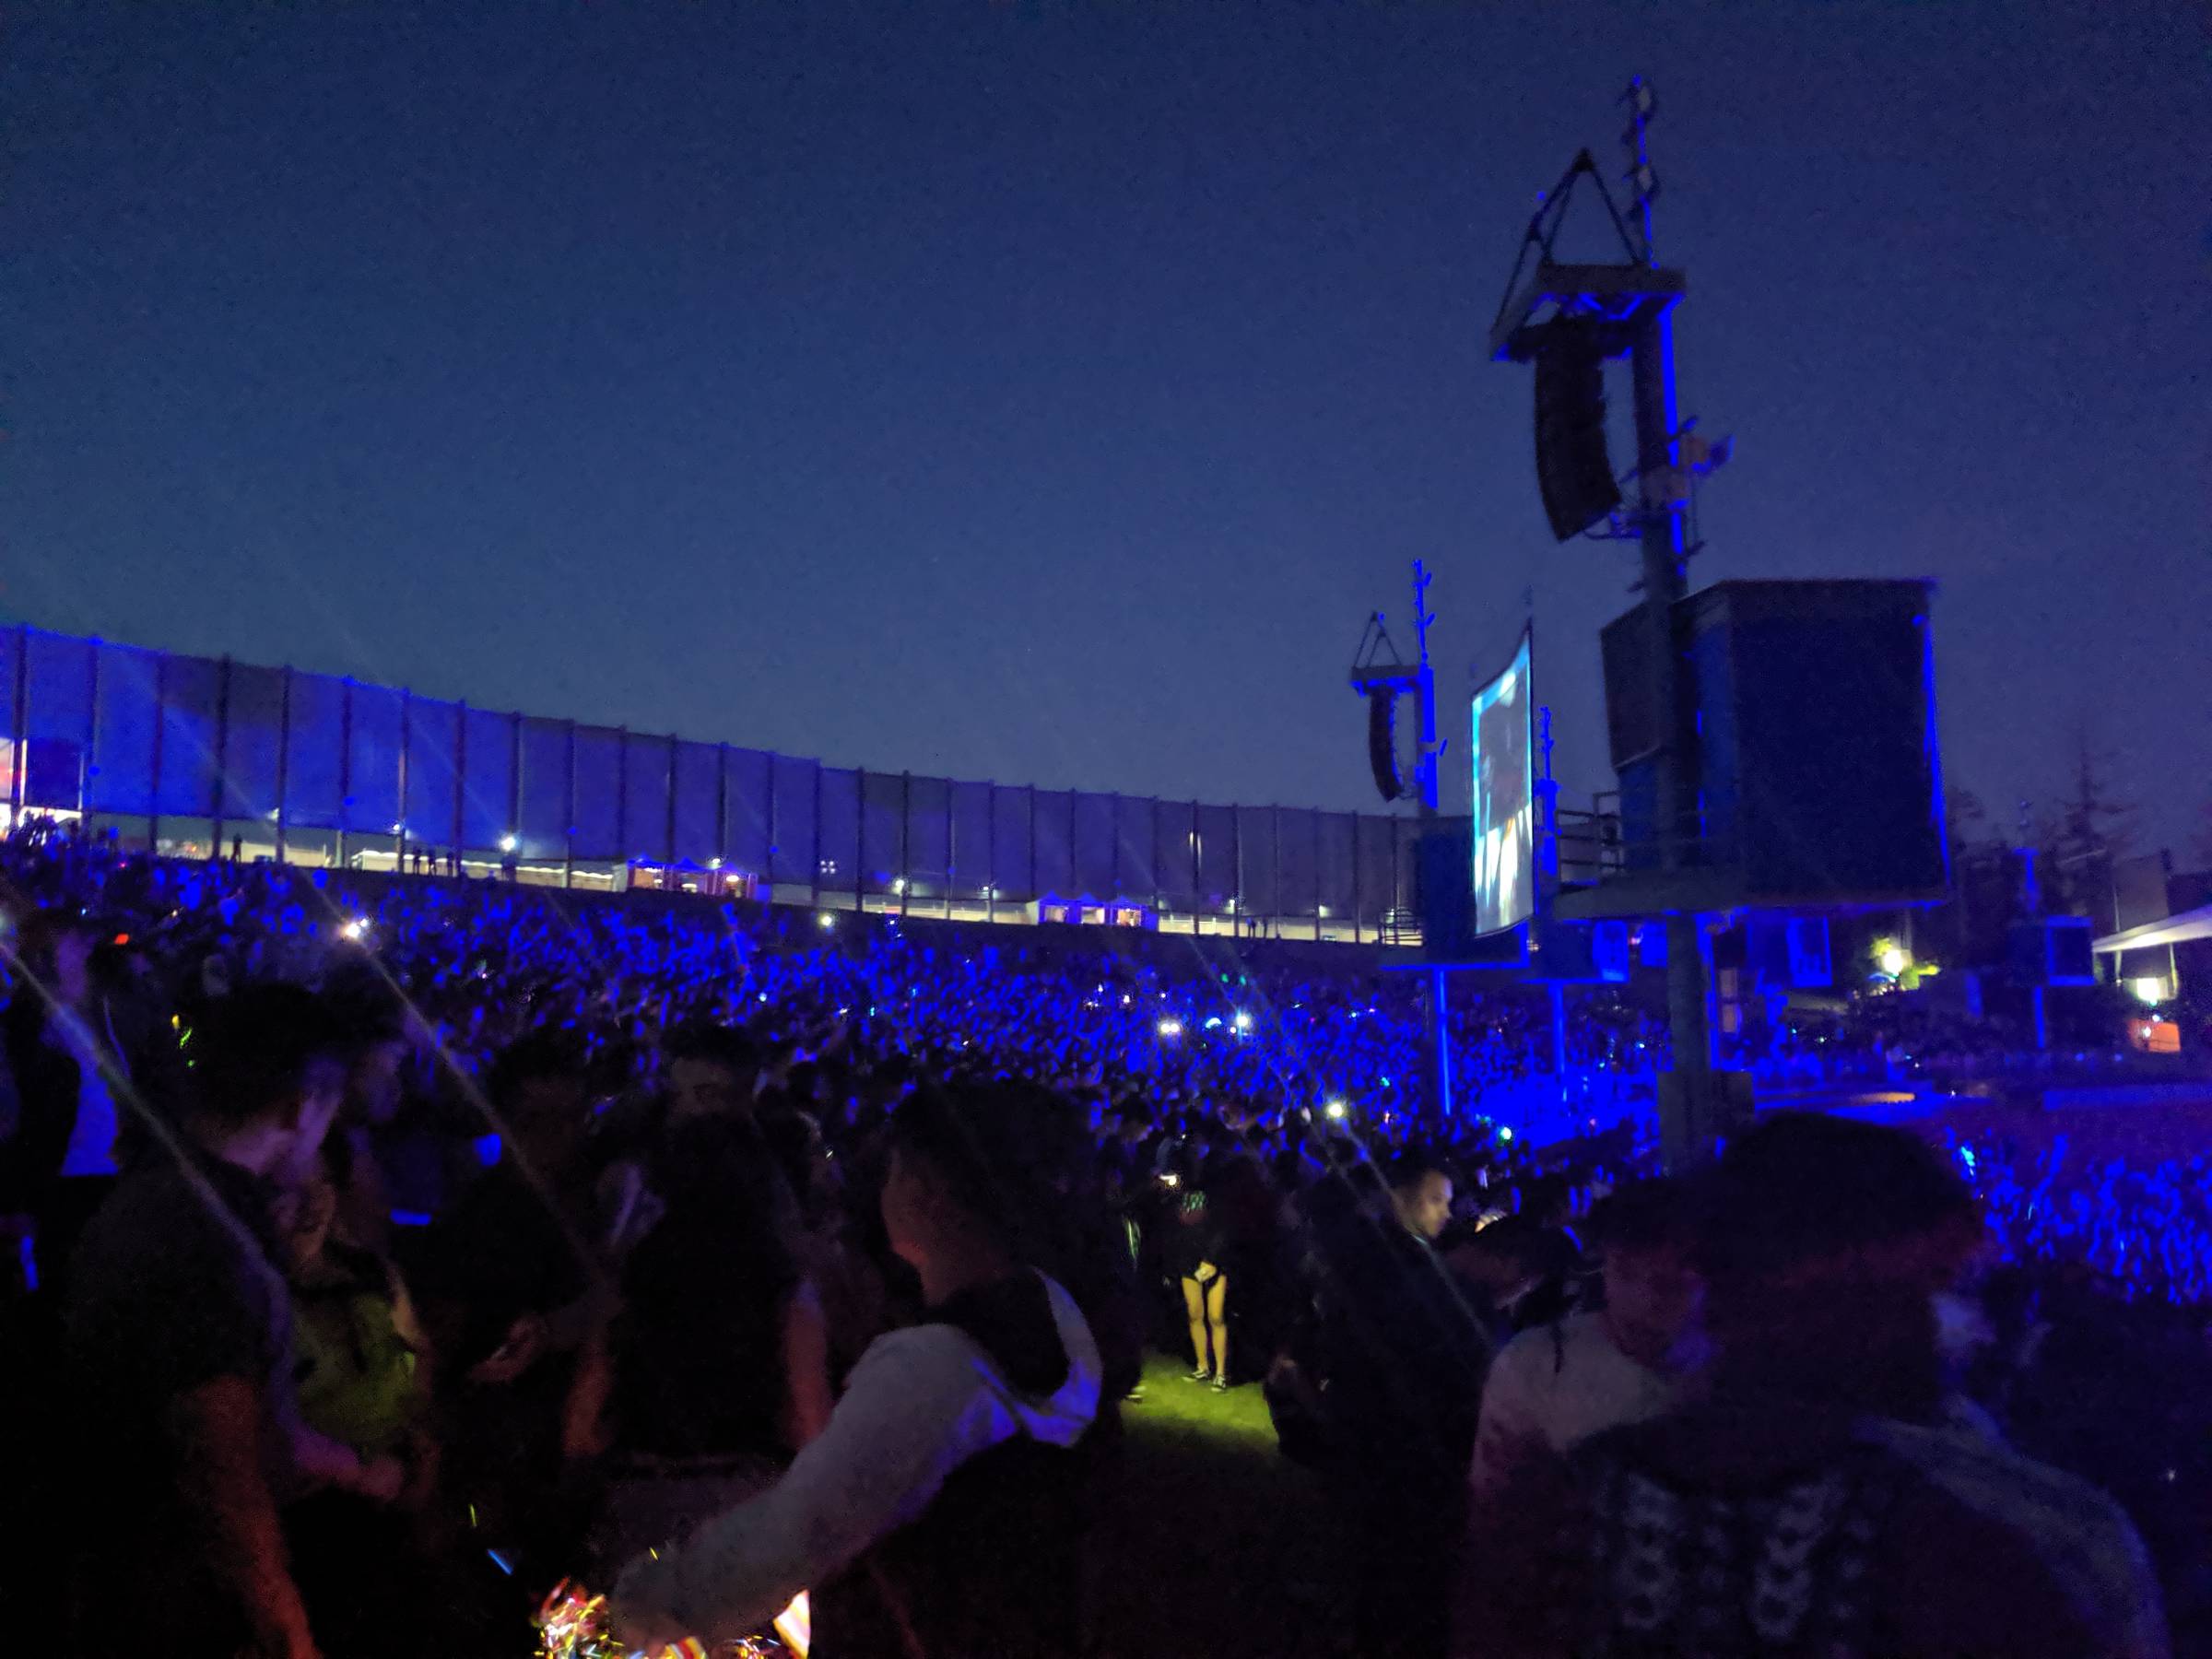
[1468, 1331, 1546, 1500]
[609, 1324, 1014, 1649]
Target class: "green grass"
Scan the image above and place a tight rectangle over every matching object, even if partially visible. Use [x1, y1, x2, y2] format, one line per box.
[1093, 1356, 1348, 1659]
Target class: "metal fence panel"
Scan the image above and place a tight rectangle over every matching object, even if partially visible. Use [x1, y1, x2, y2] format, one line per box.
[284, 673, 347, 830]
[949, 780, 991, 900]
[1112, 796, 1157, 902]
[989, 785, 1034, 901]
[906, 775, 950, 897]
[158, 654, 226, 819]
[1071, 792, 1115, 898]
[1355, 815, 1398, 931]
[1195, 803, 1238, 910]
[0, 629, 19, 799]
[724, 747, 772, 877]
[672, 740, 721, 868]
[819, 768, 861, 897]
[1277, 806, 1321, 923]
[1319, 811, 1358, 924]
[516, 718, 571, 860]
[89, 642, 159, 815]
[768, 755, 818, 888]
[1034, 789, 1074, 898]
[1155, 801, 1199, 912]
[859, 771, 900, 897]
[25, 631, 93, 809]
[461, 708, 515, 853]
[571, 726, 623, 861]
[218, 662, 286, 827]
[402, 697, 461, 852]
[621, 733, 672, 865]
[1236, 805, 1279, 919]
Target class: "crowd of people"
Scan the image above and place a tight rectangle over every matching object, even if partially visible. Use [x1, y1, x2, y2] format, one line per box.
[0, 817, 2199, 1657]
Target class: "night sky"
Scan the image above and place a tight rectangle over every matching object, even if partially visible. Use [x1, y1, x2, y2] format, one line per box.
[5, 3, 2205, 847]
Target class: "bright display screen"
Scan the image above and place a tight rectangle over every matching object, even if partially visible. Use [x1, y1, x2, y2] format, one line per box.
[1470, 632, 1535, 936]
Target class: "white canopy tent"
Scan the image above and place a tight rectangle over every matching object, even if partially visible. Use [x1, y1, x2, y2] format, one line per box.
[2093, 902, 2212, 955]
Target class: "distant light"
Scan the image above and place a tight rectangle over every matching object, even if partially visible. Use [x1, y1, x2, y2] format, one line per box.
[500, 834, 519, 853]
[1878, 945, 1909, 977]
[891, 878, 907, 896]
[1158, 1018, 1183, 1040]
[1203, 1017, 1222, 1030]
[1498, 1125, 1514, 1142]
[1324, 1100, 1347, 1121]
[341, 918, 371, 942]
[2133, 976, 2167, 1006]
[1317, 905, 1330, 919]
[390, 822, 406, 837]
[709, 856, 723, 869]
[1233, 1011, 1253, 1033]
[818, 913, 836, 931]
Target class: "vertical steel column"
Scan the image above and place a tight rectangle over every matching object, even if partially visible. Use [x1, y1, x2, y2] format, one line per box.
[1230, 807, 1243, 937]
[853, 765, 866, 913]
[83, 638, 100, 819]
[714, 743, 731, 889]
[1190, 800, 1201, 929]
[562, 722, 578, 890]
[275, 667, 292, 865]
[898, 771, 912, 918]
[395, 688, 412, 872]
[453, 701, 469, 874]
[6, 626, 26, 818]
[508, 712, 524, 856]
[148, 653, 167, 852]
[614, 727, 630, 887]
[335, 678, 353, 871]
[212, 656, 234, 862]
[665, 734, 679, 877]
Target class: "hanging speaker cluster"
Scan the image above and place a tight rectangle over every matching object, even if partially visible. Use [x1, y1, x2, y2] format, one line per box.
[1532, 317, 1621, 541]
[1365, 684, 1409, 803]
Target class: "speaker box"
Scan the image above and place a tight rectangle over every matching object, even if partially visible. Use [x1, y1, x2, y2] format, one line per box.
[1606, 580, 1950, 905]
[1532, 319, 1621, 541]
[2010, 917, 2097, 987]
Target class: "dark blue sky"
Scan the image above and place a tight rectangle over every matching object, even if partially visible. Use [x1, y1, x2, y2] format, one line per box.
[5, 2, 2205, 846]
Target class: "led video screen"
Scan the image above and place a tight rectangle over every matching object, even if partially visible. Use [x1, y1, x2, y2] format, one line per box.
[1470, 632, 1535, 935]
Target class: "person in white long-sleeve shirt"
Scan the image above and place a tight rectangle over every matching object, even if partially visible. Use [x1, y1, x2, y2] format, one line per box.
[1468, 1178, 1708, 1502]
[611, 1087, 1102, 1658]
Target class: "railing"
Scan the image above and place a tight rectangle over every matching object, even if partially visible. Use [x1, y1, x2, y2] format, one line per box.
[0, 623, 1455, 943]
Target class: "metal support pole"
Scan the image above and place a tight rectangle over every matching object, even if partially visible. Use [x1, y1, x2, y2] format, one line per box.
[899, 771, 912, 918]
[84, 639, 100, 822]
[335, 678, 352, 871]
[1411, 559, 1453, 1120]
[395, 688, 411, 873]
[1623, 83, 1717, 1169]
[452, 702, 469, 872]
[275, 667, 292, 865]
[7, 626, 26, 819]
[562, 722, 577, 890]
[148, 653, 167, 852]
[212, 656, 233, 862]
